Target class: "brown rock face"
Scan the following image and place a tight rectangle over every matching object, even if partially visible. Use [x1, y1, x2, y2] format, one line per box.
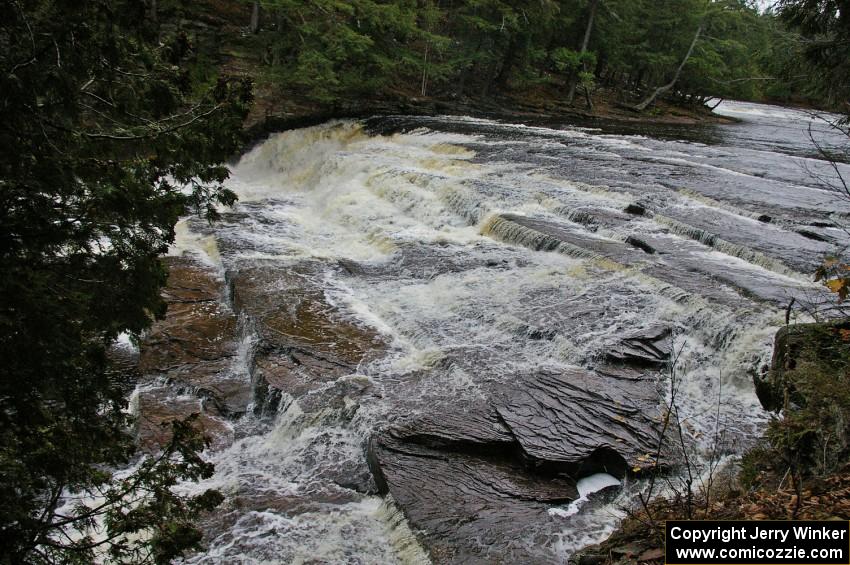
[227, 261, 387, 413]
[135, 387, 234, 453]
[138, 254, 671, 561]
[139, 256, 250, 416]
[135, 256, 249, 451]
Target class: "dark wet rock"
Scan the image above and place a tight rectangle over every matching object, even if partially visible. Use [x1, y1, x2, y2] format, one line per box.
[140, 301, 235, 366]
[518, 322, 559, 341]
[161, 256, 224, 303]
[658, 206, 834, 274]
[106, 342, 141, 395]
[625, 235, 655, 254]
[139, 257, 250, 416]
[796, 228, 836, 243]
[555, 205, 635, 230]
[384, 400, 516, 454]
[586, 484, 622, 505]
[571, 553, 607, 565]
[251, 349, 353, 411]
[639, 234, 823, 307]
[604, 325, 671, 368]
[556, 207, 598, 228]
[367, 367, 664, 563]
[368, 434, 577, 564]
[485, 213, 642, 264]
[758, 215, 772, 223]
[624, 203, 647, 216]
[135, 387, 233, 453]
[134, 256, 248, 451]
[196, 486, 369, 556]
[167, 364, 253, 416]
[296, 376, 380, 428]
[493, 369, 662, 477]
[338, 242, 520, 281]
[228, 261, 387, 412]
[230, 262, 384, 365]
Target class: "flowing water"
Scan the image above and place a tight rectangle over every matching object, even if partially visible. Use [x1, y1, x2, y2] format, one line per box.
[166, 101, 849, 564]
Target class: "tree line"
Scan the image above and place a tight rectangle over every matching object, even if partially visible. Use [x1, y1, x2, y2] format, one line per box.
[239, 0, 847, 111]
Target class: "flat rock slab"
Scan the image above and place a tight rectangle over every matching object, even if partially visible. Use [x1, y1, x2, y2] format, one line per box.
[640, 234, 823, 307]
[555, 205, 634, 230]
[135, 387, 233, 454]
[604, 324, 671, 367]
[385, 399, 516, 451]
[229, 262, 386, 365]
[369, 435, 577, 564]
[228, 261, 387, 410]
[134, 256, 248, 452]
[139, 256, 250, 416]
[140, 301, 236, 369]
[658, 206, 834, 274]
[490, 214, 642, 264]
[337, 241, 525, 281]
[494, 369, 662, 476]
[367, 366, 664, 563]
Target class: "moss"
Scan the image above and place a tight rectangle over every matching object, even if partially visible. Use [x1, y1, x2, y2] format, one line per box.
[766, 322, 850, 475]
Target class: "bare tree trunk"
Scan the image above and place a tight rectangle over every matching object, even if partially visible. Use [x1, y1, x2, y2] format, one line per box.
[147, 0, 157, 21]
[250, 1, 261, 34]
[566, 0, 600, 105]
[635, 22, 703, 111]
[421, 42, 430, 96]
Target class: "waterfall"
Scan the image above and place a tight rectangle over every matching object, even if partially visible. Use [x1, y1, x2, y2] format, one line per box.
[149, 110, 837, 563]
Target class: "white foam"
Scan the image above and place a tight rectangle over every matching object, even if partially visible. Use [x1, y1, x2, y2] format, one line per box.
[549, 473, 622, 518]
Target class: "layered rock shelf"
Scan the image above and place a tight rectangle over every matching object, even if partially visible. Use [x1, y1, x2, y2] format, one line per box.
[227, 261, 388, 413]
[135, 256, 248, 453]
[367, 363, 667, 563]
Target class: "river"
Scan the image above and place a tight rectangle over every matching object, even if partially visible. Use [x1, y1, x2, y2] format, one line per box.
[163, 101, 850, 563]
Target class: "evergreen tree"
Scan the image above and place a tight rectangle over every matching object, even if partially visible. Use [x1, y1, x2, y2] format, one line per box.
[778, 0, 850, 107]
[0, 0, 251, 561]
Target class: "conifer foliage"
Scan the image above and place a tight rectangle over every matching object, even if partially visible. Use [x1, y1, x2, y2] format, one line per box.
[0, 0, 250, 562]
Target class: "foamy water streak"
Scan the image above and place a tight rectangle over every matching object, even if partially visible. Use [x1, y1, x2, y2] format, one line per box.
[170, 109, 841, 562]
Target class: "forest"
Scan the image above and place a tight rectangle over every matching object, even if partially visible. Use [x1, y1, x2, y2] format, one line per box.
[1, 0, 849, 563]
[214, 0, 848, 112]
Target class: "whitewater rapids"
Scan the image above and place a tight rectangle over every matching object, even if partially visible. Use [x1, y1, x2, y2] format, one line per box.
[164, 101, 848, 563]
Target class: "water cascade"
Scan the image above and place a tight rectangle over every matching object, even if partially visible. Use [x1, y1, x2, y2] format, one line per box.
[136, 103, 850, 563]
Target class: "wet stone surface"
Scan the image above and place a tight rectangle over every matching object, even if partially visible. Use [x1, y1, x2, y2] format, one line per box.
[136, 256, 247, 450]
[135, 387, 234, 453]
[366, 361, 667, 563]
[227, 261, 388, 413]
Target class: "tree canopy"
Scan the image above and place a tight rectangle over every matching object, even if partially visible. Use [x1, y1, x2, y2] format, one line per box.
[236, 0, 841, 110]
[0, 0, 250, 561]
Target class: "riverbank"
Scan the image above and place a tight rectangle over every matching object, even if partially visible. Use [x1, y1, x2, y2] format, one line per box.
[242, 84, 737, 142]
